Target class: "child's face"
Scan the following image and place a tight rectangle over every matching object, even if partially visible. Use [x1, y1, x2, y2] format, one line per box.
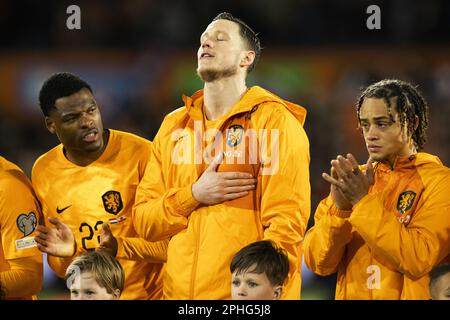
[431, 273, 450, 300]
[231, 266, 281, 300]
[69, 271, 120, 300]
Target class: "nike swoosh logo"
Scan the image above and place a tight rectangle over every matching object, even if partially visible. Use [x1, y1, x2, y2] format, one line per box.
[56, 205, 72, 214]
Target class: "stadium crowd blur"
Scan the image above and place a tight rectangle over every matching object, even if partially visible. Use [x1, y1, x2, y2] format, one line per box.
[0, 0, 449, 299]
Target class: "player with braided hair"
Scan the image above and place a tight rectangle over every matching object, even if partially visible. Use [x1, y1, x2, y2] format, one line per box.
[356, 79, 429, 151]
[304, 79, 450, 299]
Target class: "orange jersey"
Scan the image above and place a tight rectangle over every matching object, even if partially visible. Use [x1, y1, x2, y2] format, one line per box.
[0, 156, 42, 299]
[134, 86, 311, 299]
[32, 130, 164, 300]
[303, 153, 450, 299]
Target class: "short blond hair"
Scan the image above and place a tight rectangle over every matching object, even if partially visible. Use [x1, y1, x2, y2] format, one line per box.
[65, 251, 124, 295]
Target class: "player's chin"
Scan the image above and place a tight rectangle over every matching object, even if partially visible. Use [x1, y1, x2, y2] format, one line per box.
[368, 152, 385, 162]
[81, 140, 103, 152]
[197, 66, 210, 77]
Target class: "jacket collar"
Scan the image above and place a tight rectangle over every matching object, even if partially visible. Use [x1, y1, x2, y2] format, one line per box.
[375, 152, 443, 172]
[182, 86, 307, 125]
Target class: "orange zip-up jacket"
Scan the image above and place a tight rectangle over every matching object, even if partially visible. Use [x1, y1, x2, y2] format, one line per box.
[134, 86, 310, 299]
[303, 153, 450, 299]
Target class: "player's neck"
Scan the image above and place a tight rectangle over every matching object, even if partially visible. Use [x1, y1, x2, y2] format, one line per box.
[386, 145, 417, 169]
[64, 130, 110, 166]
[203, 77, 247, 121]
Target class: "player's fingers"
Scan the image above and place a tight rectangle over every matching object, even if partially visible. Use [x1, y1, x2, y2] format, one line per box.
[331, 159, 347, 180]
[205, 153, 223, 172]
[224, 178, 256, 187]
[34, 236, 47, 247]
[36, 231, 47, 240]
[101, 222, 111, 235]
[346, 153, 361, 176]
[223, 191, 249, 200]
[330, 167, 339, 179]
[322, 172, 345, 188]
[95, 245, 110, 253]
[36, 243, 48, 253]
[49, 217, 72, 234]
[220, 172, 254, 180]
[48, 216, 62, 227]
[35, 225, 48, 234]
[337, 155, 353, 176]
[224, 185, 255, 194]
[365, 156, 375, 184]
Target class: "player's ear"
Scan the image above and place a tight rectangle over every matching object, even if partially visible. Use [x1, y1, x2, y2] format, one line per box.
[273, 285, 282, 300]
[45, 116, 56, 134]
[112, 289, 121, 300]
[240, 50, 255, 68]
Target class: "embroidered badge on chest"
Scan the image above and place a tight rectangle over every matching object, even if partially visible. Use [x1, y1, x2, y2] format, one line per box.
[397, 191, 416, 214]
[226, 124, 244, 147]
[102, 190, 123, 215]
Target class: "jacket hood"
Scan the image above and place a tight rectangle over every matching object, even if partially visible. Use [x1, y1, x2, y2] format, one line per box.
[182, 85, 307, 125]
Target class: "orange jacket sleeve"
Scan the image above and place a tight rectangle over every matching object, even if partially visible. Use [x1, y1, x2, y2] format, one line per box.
[258, 107, 311, 299]
[349, 174, 450, 279]
[133, 122, 200, 242]
[0, 255, 42, 298]
[303, 194, 353, 276]
[116, 237, 168, 262]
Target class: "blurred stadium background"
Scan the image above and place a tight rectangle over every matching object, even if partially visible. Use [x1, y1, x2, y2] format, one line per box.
[0, 0, 449, 299]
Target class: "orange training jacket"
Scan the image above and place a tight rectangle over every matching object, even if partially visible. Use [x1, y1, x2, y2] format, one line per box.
[303, 153, 450, 299]
[134, 86, 310, 299]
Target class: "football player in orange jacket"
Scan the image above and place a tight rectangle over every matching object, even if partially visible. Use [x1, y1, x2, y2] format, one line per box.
[133, 12, 310, 299]
[303, 79, 450, 299]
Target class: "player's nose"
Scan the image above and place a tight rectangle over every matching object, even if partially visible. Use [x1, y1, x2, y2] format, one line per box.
[237, 286, 247, 296]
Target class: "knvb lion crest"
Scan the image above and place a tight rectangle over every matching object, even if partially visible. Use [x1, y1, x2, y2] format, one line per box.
[102, 190, 123, 215]
[226, 124, 244, 147]
[16, 212, 37, 237]
[397, 191, 416, 214]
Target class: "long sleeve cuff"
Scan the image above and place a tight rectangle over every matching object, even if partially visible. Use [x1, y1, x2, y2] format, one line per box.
[171, 184, 200, 217]
[329, 203, 352, 218]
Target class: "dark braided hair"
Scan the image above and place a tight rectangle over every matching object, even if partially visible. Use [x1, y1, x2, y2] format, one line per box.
[356, 79, 429, 150]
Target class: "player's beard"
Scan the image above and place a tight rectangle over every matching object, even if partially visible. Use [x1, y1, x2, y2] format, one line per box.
[197, 65, 238, 83]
